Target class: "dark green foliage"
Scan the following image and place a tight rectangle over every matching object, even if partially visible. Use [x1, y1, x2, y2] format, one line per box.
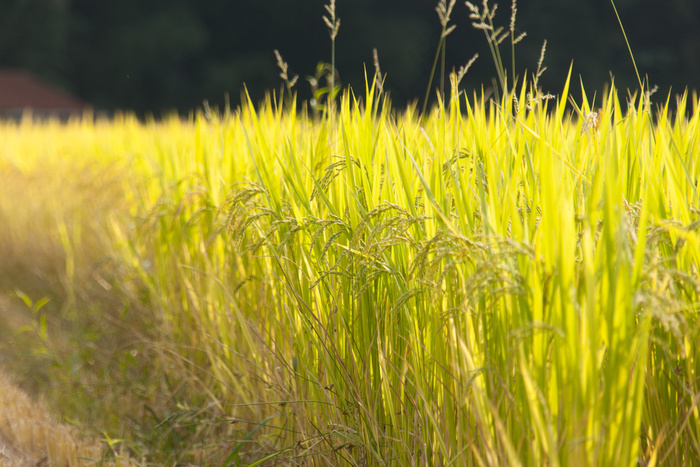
[1, 0, 698, 114]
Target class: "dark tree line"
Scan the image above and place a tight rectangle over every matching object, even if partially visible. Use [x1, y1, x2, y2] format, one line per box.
[1, 0, 698, 115]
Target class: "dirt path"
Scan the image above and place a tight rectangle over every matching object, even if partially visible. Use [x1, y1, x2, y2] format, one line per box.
[0, 367, 85, 466]
[0, 296, 40, 465]
[0, 295, 87, 466]
[0, 429, 34, 466]
[0, 428, 43, 466]
[0, 295, 139, 467]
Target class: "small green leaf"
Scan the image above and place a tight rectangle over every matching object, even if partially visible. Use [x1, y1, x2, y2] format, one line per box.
[33, 297, 50, 313]
[13, 288, 32, 308]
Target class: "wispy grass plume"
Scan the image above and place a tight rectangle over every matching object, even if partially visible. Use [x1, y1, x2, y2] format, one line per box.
[422, 0, 458, 116]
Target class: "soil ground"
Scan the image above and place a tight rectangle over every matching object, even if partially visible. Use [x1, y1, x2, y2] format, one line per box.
[0, 295, 53, 466]
[0, 295, 108, 466]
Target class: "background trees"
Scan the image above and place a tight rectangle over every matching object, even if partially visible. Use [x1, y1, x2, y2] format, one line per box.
[1, 0, 697, 115]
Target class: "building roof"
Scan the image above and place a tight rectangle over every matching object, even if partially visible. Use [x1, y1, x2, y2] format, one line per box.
[0, 69, 87, 111]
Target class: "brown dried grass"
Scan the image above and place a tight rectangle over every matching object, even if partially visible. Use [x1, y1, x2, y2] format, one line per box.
[0, 369, 140, 466]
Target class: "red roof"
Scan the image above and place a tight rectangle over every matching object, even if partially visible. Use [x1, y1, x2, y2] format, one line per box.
[0, 69, 87, 110]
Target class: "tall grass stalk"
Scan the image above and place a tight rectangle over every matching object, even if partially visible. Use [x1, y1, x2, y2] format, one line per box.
[509, 0, 526, 88]
[609, 0, 643, 93]
[2, 56, 700, 467]
[467, 0, 510, 99]
[422, 0, 457, 116]
[323, 0, 341, 147]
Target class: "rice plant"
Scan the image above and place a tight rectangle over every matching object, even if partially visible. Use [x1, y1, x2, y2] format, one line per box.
[30, 75, 687, 464]
[1, 1, 699, 465]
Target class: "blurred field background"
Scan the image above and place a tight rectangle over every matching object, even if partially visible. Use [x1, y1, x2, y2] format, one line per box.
[0, 0, 699, 115]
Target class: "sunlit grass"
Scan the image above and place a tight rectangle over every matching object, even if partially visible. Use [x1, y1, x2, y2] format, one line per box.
[1, 76, 699, 465]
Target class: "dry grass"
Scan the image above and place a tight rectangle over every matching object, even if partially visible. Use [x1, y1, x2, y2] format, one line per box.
[0, 369, 139, 466]
[0, 117, 238, 465]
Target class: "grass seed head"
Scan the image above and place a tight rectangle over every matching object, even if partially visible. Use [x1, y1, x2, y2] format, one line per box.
[373, 48, 383, 92]
[323, 0, 340, 39]
[437, 0, 457, 28]
[274, 49, 298, 89]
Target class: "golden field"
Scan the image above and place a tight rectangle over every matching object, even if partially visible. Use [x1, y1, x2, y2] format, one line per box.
[1, 77, 699, 465]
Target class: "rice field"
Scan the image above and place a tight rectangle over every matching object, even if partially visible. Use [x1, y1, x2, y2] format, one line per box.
[1, 73, 699, 466]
